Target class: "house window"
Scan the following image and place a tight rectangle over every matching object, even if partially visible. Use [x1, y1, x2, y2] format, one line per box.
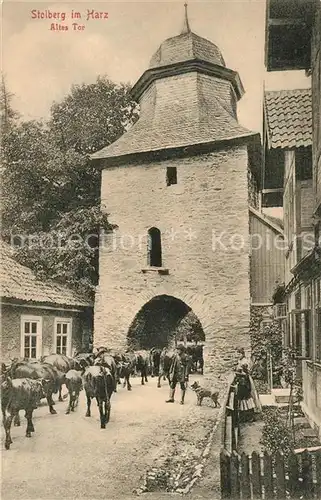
[166, 167, 177, 186]
[303, 311, 312, 358]
[21, 316, 42, 359]
[315, 279, 321, 362]
[295, 147, 312, 181]
[295, 289, 301, 309]
[305, 285, 312, 309]
[147, 227, 162, 267]
[54, 318, 72, 356]
[281, 319, 290, 348]
[262, 189, 283, 208]
[290, 309, 312, 358]
[316, 309, 321, 362]
[264, 148, 284, 189]
[316, 278, 321, 307]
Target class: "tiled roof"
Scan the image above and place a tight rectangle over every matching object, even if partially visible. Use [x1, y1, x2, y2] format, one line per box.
[264, 88, 312, 149]
[0, 241, 91, 308]
[149, 31, 225, 69]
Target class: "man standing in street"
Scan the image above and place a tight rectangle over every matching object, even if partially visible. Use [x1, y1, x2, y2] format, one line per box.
[165, 344, 189, 405]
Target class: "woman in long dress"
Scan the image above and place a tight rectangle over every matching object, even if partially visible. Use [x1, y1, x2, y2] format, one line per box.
[234, 348, 262, 422]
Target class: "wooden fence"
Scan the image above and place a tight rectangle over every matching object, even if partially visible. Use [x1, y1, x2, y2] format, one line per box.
[220, 448, 321, 499]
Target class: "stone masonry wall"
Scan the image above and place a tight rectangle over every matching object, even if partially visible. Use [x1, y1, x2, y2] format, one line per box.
[95, 144, 252, 378]
[248, 166, 259, 210]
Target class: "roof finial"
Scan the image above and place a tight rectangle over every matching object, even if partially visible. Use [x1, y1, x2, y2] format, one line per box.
[181, 3, 191, 34]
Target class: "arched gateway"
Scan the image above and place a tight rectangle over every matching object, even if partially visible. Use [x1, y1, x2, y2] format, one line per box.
[92, 9, 258, 378]
[127, 295, 205, 350]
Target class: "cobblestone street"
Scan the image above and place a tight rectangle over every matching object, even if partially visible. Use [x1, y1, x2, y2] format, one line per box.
[1, 375, 221, 500]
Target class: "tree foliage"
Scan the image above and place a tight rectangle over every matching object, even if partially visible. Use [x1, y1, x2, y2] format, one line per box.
[50, 76, 138, 155]
[260, 407, 294, 457]
[1, 76, 138, 297]
[0, 75, 20, 132]
[174, 311, 205, 342]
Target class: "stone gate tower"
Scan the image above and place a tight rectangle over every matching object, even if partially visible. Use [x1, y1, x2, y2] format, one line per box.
[92, 8, 260, 376]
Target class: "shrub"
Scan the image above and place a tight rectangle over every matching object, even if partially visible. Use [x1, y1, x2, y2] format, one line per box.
[260, 407, 294, 457]
[250, 316, 282, 381]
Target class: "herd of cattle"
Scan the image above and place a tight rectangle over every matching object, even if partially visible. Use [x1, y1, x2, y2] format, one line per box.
[1, 344, 204, 450]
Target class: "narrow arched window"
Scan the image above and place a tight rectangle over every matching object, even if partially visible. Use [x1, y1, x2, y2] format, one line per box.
[147, 227, 162, 267]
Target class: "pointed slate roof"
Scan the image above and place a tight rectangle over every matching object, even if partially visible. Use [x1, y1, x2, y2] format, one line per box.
[149, 4, 225, 69]
[92, 7, 254, 162]
[149, 32, 226, 70]
[91, 94, 253, 161]
[264, 88, 312, 149]
[0, 241, 91, 308]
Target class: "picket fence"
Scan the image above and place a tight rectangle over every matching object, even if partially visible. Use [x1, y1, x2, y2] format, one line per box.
[220, 443, 321, 499]
[220, 380, 321, 499]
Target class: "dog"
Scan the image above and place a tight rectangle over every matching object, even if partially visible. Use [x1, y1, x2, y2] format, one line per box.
[190, 381, 220, 407]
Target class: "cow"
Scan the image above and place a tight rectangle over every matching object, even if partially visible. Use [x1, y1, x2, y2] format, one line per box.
[73, 353, 95, 378]
[64, 370, 83, 414]
[157, 348, 175, 388]
[2, 376, 45, 450]
[1, 365, 11, 424]
[116, 351, 136, 391]
[9, 360, 62, 421]
[134, 350, 150, 385]
[94, 352, 118, 393]
[42, 354, 77, 401]
[102, 350, 123, 386]
[83, 365, 114, 429]
[74, 352, 95, 368]
[117, 361, 133, 390]
[186, 344, 204, 374]
[149, 348, 162, 377]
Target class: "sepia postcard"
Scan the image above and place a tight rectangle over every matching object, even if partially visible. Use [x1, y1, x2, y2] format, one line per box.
[1, 0, 320, 499]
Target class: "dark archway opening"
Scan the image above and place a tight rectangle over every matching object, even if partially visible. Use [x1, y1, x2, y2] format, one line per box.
[127, 295, 205, 350]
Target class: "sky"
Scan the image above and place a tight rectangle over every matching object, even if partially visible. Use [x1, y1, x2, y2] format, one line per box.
[2, 0, 311, 134]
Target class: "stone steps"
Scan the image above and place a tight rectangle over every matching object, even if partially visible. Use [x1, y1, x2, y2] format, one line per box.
[271, 388, 291, 404]
[301, 428, 319, 439]
[293, 417, 312, 429]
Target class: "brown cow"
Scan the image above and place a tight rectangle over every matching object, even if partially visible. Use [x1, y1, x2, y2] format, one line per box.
[9, 360, 61, 420]
[83, 365, 113, 429]
[64, 369, 83, 414]
[2, 376, 45, 450]
[94, 352, 117, 393]
[42, 354, 77, 401]
[134, 350, 150, 385]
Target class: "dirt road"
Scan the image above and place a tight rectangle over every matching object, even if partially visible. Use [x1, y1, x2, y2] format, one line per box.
[1, 374, 221, 500]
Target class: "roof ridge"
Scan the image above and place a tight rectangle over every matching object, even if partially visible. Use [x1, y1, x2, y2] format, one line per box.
[265, 88, 311, 95]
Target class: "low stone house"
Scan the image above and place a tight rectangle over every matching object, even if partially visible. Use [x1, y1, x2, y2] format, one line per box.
[0, 242, 93, 361]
